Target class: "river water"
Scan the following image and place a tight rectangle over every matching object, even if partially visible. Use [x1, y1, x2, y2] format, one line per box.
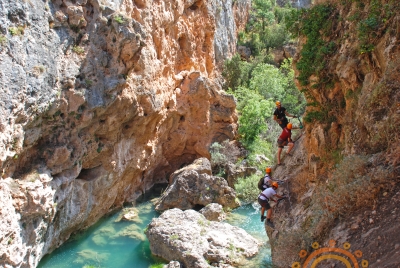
[38, 190, 272, 268]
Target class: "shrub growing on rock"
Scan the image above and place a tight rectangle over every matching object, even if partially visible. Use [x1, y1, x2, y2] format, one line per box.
[234, 174, 261, 203]
[209, 140, 241, 175]
[308, 155, 391, 239]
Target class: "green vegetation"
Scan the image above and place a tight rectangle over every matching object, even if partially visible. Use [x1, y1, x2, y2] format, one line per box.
[303, 110, 327, 124]
[233, 86, 272, 147]
[114, 15, 124, 24]
[224, 57, 306, 169]
[284, 0, 399, 89]
[0, 35, 7, 46]
[197, 219, 206, 227]
[85, 79, 93, 86]
[9, 26, 25, 36]
[210, 140, 240, 175]
[285, 4, 338, 87]
[354, 0, 398, 54]
[53, 110, 61, 117]
[149, 263, 165, 268]
[234, 174, 262, 203]
[218, 1, 307, 198]
[169, 234, 179, 241]
[239, 0, 293, 55]
[72, 45, 85, 55]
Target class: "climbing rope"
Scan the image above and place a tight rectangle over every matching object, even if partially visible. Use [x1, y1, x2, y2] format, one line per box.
[291, 116, 304, 143]
[296, 116, 303, 129]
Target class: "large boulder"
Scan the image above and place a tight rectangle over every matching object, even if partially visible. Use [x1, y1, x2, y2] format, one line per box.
[145, 208, 260, 268]
[167, 157, 212, 184]
[155, 158, 240, 211]
[225, 163, 258, 188]
[200, 203, 226, 222]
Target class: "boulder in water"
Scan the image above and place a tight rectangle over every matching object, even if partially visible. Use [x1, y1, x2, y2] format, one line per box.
[145, 208, 260, 268]
[199, 203, 226, 222]
[155, 158, 240, 211]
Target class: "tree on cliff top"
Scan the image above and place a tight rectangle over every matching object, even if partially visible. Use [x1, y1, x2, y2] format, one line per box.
[239, 0, 293, 55]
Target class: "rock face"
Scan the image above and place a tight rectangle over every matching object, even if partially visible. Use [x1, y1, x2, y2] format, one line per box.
[225, 162, 257, 188]
[0, 0, 251, 266]
[155, 158, 240, 211]
[145, 208, 260, 268]
[200, 203, 226, 221]
[267, 1, 400, 267]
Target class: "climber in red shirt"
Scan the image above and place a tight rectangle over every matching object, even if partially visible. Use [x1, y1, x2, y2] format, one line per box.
[277, 123, 298, 165]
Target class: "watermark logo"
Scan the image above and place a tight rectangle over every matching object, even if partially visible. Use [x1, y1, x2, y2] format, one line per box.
[291, 239, 368, 268]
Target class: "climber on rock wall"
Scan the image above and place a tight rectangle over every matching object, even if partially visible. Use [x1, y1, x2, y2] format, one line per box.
[258, 167, 278, 191]
[258, 182, 285, 228]
[277, 123, 299, 165]
[273, 101, 297, 129]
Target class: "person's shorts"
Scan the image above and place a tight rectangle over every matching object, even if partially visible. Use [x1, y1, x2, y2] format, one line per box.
[278, 119, 288, 129]
[277, 139, 288, 148]
[279, 122, 287, 129]
[258, 197, 271, 210]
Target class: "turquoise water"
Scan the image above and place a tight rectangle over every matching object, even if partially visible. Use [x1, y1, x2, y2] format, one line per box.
[39, 200, 272, 268]
[38, 200, 161, 268]
[226, 203, 273, 268]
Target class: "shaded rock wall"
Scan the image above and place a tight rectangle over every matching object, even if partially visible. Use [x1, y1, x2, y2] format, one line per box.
[268, 0, 400, 267]
[0, 0, 250, 266]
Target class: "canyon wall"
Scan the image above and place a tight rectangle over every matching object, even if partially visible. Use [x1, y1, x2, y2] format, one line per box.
[0, 0, 250, 266]
[268, 0, 399, 267]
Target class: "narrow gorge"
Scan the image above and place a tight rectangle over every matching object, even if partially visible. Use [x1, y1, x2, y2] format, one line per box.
[0, 0, 399, 267]
[0, 0, 250, 266]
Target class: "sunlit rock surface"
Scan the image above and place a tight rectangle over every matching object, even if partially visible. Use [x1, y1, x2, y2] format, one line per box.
[268, 0, 400, 267]
[200, 203, 226, 222]
[146, 208, 260, 268]
[0, 0, 251, 266]
[155, 158, 240, 211]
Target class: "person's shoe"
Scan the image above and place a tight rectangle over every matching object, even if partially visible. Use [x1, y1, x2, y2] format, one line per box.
[266, 219, 275, 228]
[286, 152, 293, 156]
[261, 216, 266, 222]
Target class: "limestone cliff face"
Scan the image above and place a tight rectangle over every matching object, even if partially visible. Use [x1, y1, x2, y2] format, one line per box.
[268, 0, 399, 267]
[0, 0, 250, 266]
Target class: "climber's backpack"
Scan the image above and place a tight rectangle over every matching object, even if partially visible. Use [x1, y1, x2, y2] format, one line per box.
[258, 176, 265, 190]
